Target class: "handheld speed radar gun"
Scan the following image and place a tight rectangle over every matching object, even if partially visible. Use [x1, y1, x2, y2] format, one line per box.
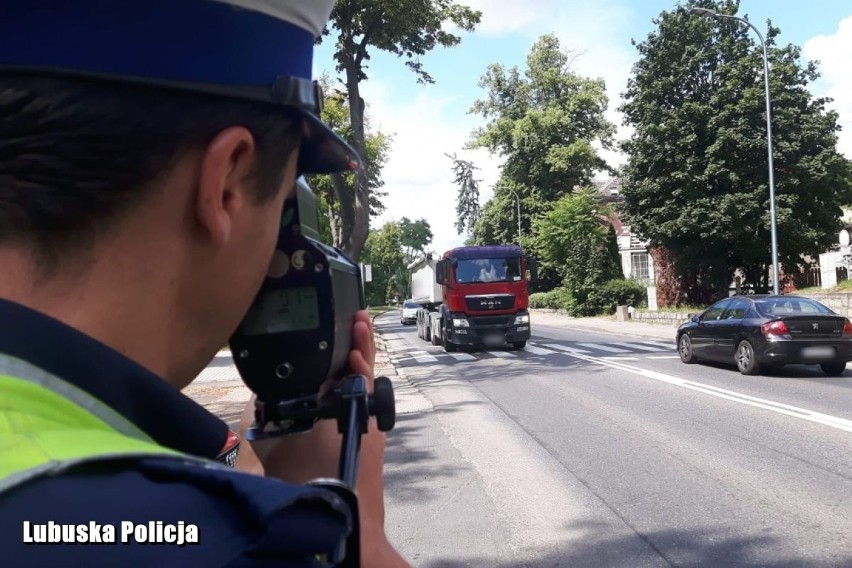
[228, 177, 396, 480]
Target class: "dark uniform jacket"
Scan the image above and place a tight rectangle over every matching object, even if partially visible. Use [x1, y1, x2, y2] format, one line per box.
[0, 299, 351, 566]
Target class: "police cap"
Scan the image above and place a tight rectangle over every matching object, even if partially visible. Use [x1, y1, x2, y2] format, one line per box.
[0, 0, 359, 175]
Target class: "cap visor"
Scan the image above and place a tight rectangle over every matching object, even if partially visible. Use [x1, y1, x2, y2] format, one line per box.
[297, 111, 361, 175]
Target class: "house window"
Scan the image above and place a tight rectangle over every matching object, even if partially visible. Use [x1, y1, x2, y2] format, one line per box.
[631, 252, 650, 280]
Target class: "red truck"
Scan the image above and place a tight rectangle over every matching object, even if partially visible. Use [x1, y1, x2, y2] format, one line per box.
[409, 245, 536, 352]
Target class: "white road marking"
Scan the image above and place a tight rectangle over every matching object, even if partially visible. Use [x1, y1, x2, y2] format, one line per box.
[447, 352, 477, 361]
[637, 341, 676, 350]
[410, 351, 439, 363]
[620, 342, 669, 352]
[600, 357, 640, 361]
[647, 356, 681, 360]
[486, 350, 517, 358]
[523, 344, 557, 355]
[577, 343, 631, 354]
[564, 351, 852, 434]
[544, 344, 592, 355]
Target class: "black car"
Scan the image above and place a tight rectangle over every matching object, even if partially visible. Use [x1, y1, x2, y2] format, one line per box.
[676, 295, 852, 376]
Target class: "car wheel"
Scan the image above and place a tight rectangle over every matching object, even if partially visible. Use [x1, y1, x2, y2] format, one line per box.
[820, 362, 846, 376]
[512, 341, 526, 350]
[735, 340, 761, 375]
[678, 333, 696, 364]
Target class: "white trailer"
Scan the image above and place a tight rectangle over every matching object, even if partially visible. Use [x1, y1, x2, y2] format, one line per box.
[408, 256, 442, 307]
[407, 255, 443, 345]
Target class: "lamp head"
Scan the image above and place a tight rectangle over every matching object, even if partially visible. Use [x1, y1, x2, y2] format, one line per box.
[689, 7, 719, 17]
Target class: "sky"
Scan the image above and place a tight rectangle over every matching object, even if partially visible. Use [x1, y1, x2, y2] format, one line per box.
[312, 0, 852, 256]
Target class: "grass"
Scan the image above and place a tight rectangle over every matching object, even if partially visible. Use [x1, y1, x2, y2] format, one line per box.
[789, 280, 852, 294]
[367, 305, 396, 317]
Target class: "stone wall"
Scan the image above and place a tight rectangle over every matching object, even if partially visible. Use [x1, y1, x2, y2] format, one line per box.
[795, 292, 852, 318]
[630, 311, 696, 327]
[630, 292, 852, 325]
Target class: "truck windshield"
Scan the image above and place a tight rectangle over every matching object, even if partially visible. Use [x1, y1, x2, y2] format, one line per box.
[454, 257, 522, 284]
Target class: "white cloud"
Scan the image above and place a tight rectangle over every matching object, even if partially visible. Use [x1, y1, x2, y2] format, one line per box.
[460, 0, 558, 36]
[804, 15, 852, 158]
[359, 78, 502, 255]
[550, 0, 638, 172]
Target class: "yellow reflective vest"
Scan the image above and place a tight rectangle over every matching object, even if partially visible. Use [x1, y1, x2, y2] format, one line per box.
[0, 354, 220, 494]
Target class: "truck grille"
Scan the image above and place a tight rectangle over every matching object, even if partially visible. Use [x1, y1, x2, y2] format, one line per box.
[465, 295, 515, 311]
[469, 316, 513, 328]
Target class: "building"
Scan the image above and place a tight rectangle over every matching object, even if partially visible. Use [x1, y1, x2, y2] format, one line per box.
[594, 178, 655, 285]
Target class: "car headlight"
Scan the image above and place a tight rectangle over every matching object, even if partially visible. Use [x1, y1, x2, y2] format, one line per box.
[452, 318, 469, 327]
[514, 314, 530, 325]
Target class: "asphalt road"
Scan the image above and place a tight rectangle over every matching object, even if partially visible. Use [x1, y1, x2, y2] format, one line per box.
[378, 312, 852, 568]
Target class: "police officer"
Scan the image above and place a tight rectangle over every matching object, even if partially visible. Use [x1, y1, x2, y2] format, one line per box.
[0, 1, 409, 566]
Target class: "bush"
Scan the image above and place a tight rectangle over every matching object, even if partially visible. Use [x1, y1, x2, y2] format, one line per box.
[529, 288, 575, 311]
[584, 278, 648, 316]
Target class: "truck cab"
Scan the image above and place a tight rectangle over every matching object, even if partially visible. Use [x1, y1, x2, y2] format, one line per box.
[433, 245, 534, 351]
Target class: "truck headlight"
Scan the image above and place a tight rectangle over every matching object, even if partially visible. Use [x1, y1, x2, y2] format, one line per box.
[514, 314, 530, 325]
[452, 318, 469, 327]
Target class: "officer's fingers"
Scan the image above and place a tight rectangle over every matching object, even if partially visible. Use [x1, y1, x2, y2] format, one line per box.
[352, 318, 375, 368]
[348, 348, 374, 388]
[354, 311, 375, 357]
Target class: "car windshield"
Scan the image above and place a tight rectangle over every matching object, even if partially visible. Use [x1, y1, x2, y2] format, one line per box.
[454, 257, 522, 284]
[403, 302, 419, 309]
[754, 297, 834, 316]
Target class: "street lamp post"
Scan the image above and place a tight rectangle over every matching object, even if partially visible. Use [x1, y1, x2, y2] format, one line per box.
[690, 7, 780, 295]
[492, 184, 523, 244]
[510, 190, 522, 244]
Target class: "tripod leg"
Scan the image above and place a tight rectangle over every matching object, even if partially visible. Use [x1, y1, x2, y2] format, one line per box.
[332, 375, 371, 566]
[337, 375, 370, 486]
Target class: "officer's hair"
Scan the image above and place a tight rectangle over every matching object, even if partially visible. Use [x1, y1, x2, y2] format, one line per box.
[0, 75, 301, 276]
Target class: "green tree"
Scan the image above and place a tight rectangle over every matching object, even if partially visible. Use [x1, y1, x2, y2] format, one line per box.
[306, 76, 391, 248]
[532, 187, 621, 304]
[398, 217, 433, 265]
[620, 0, 852, 304]
[467, 34, 616, 245]
[361, 222, 407, 305]
[446, 152, 482, 235]
[320, 1, 481, 261]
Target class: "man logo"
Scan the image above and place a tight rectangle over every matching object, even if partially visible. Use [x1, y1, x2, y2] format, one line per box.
[813, 323, 819, 330]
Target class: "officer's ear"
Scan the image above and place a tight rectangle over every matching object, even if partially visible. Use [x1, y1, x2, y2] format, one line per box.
[195, 126, 258, 248]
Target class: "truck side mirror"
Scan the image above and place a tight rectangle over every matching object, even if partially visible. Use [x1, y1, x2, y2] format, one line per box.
[527, 257, 538, 283]
[435, 259, 447, 285]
